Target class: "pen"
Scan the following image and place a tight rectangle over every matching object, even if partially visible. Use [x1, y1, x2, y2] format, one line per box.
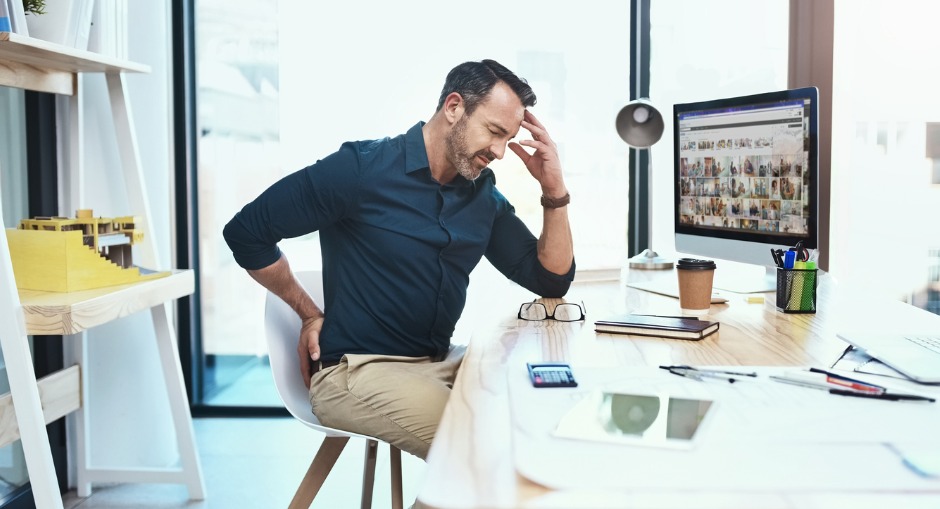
[789, 241, 808, 262]
[783, 250, 796, 269]
[829, 390, 935, 402]
[690, 371, 738, 383]
[808, 367, 885, 393]
[666, 365, 758, 377]
[770, 248, 783, 267]
[773, 372, 879, 393]
[660, 365, 738, 383]
[770, 376, 935, 401]
[708, 369, 758, 377]
[660, 366, 704, 382]
[770, 374, 868, 393]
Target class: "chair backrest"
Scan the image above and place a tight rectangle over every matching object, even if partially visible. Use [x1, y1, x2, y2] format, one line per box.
[263, 270, 331, 428]
[264, 270, 382, 441]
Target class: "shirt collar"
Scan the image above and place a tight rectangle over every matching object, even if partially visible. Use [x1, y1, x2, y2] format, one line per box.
[404, 122, 430, 174]
[404, 120, 482, 188]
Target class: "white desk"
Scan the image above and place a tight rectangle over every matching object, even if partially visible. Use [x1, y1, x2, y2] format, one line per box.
[418, 269, 940, 508]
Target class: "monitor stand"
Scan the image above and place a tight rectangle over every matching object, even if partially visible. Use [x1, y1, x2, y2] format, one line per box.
[712, 265, 777, 294]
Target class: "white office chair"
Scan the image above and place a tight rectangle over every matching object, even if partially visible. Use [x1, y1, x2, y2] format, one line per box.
[264, 270, 404, 509]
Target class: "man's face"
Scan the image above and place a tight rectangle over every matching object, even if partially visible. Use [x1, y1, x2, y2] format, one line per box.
[445, 115, 489, 181]
[445, 82, 525, 181]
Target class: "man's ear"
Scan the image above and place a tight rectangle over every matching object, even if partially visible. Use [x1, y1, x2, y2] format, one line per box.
[443, 92, 464, 124]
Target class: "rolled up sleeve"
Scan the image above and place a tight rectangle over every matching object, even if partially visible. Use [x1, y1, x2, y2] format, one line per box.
[484, 195, 575, 298]
[223, 143, 361, 270]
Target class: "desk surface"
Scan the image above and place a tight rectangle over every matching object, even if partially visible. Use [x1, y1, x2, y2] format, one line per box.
[419, 268, 940, 508]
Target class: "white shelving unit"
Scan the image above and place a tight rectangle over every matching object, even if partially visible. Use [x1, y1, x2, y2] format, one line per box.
[0, 31, 204, 508]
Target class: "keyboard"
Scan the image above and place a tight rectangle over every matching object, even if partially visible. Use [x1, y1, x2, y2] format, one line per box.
[906, 335, 940, 355]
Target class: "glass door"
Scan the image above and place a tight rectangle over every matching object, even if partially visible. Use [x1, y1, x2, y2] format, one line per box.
[195, 0, 283, 407]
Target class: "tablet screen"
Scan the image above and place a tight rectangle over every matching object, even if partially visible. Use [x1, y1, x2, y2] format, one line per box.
[554, 391, 715, 449]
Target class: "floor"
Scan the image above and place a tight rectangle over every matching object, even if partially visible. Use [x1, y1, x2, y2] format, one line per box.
[60, 417, 428, 508]
[202, 356, 282, 407]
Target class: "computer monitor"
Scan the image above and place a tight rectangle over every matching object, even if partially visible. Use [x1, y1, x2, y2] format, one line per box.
[673, 87, 819, 292]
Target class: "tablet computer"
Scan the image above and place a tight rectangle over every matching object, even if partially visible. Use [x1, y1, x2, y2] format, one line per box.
[553, 391, 715, 449]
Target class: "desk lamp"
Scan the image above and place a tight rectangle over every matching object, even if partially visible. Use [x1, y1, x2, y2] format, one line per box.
[616, 98, 672, 270]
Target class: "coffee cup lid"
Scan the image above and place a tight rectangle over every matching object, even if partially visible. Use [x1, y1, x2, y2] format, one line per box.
[676, 258, 716, 270]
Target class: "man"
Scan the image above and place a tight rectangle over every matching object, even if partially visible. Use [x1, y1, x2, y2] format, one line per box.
[223, 59, 575, 460]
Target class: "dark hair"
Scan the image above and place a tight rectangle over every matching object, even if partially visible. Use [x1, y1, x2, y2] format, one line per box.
[435, 59, 536, 114]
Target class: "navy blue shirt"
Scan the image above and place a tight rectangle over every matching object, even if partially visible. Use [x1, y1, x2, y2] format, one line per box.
[223, 122, 575, 362]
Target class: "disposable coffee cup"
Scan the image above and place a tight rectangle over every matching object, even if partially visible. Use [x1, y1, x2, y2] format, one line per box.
[676, 258, 717, 315]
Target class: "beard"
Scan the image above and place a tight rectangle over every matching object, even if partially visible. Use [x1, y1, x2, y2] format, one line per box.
[445, 116, 494, 181]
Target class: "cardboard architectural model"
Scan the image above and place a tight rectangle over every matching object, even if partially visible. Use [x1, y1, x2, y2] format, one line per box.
[6, 209, 168, 292]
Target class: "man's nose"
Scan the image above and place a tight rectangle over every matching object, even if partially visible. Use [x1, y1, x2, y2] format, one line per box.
[490, 142, 505, 160]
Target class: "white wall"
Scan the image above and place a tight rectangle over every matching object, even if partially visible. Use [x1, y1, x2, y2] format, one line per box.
[72, 0, 179, 470]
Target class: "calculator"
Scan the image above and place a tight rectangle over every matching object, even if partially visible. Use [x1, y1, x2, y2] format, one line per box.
[527, 363, 578, 388]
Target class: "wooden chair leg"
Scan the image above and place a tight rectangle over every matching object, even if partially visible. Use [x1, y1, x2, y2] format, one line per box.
[360, 439, 378, 509]
[289, 436, 349, 509]
[390, 445, 403, 509]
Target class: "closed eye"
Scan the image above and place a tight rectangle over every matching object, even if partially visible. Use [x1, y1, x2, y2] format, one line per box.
[486, 121, 510, 137]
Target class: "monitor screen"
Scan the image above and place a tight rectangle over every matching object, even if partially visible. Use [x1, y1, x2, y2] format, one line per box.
[673, 87, 818, 277]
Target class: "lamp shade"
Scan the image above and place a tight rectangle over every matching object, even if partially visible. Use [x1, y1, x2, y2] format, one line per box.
[615, 98, 664, 149]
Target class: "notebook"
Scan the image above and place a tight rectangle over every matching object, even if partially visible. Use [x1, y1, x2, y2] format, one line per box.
[595, 314, 720, 341]
[836, 332, 940, 384]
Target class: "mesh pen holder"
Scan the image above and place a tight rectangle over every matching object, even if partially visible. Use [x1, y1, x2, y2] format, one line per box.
[776, 268, 818, 313]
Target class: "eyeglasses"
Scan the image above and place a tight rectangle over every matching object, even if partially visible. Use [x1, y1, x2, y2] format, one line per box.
[518, 301, 585, 322]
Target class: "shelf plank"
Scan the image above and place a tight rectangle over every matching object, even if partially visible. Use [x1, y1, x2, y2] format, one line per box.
[0, 31, 150, 73]
[19, 270, 194, 335]
[0, 57, 73, 94]
[0, 365, 81, 448]
[0, 31, 149, 94]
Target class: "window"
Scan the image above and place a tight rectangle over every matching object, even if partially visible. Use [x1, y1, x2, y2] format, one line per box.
[0, 86, 30, 503]
[194, 0, 632, 406]
[829, 0, 940, 302]
[648, 0, 790, 262]
[926, 123, 940, 185]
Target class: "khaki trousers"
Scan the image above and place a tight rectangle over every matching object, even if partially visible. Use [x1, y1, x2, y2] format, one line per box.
[308, 345, 465, 460]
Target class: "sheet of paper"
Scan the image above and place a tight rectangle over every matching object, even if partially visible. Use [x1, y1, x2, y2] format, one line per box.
[508, 364, 940, 492]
